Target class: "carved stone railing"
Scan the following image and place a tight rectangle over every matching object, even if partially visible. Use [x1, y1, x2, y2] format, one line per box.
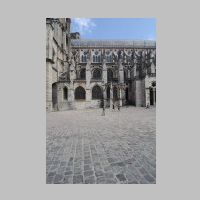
[90, 78, 103, 82]
[71, 39, 156, 49]
[107, 78, 118, 83]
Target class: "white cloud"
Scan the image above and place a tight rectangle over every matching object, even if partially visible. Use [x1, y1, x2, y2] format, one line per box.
[72, 18, 96, 35]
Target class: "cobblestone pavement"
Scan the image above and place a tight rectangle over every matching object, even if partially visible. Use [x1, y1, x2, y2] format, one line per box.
[46, 107, 156, 184]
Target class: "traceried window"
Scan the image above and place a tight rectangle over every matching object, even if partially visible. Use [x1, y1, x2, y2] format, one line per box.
[93, 69, 102, 79]
[106, 55, 112, 63]
[80, 68, 86, 79]
[92, 85, 103, 99]
[93, 55, 101, 63]
[98, 55, 101, 62]
[107, 69, 113, 81]
[75, 86, 86, 100]
[63, 87, 68, 100]
[81, 55, 87, 63]
[93, 51, 101, 63]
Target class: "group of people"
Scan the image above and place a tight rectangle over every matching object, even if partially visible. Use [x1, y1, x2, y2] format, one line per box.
[101, 100, 121, 116]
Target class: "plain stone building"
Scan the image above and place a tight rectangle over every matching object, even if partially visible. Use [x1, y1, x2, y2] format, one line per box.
[46, 18, 156, 112]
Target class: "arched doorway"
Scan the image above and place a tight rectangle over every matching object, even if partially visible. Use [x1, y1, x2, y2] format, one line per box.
[106, 86, 110, 99]
[92, 85, 103, 99]
[75, 86, 86, 100]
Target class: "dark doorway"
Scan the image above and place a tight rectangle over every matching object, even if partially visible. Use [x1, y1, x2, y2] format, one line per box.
[52, 83, 57, 109]
[92, 85, 103, 99]
[125, 87, 129, 104]
[150, 87, 154, 105]
[63, 87, 68, 100]
[106, 86, 110, 99]
[113, 86, 118, 101]
[75, 86, 86, 100]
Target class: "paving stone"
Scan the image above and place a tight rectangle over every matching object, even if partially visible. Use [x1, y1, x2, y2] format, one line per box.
[84, 176, 95, 184]
[103, 166, 112, 172]
[105, 178, 118, 184]
[97, 176, 106, 184]
[65, 171, 73, 175]
[84, 165, 93, 171]
[47, 172, 56, 177]
[84, 159, 92, 165]
[84, 170, 94, 177]
[95, 171, 104, 177]
[46, 175, 55, 184]
[73, 175, 83, 184]
[46, 107, 156, 184]
[104, 172, 114, 179]
[54, 174, 63, 184]
[63, 175, 73, 184]
[111, 162, 126, 167]
[144, 174, 155, 183]
[116, 174, 127, 182]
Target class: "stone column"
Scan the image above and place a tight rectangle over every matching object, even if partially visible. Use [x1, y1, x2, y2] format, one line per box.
[145, 88, 150, 107]
[119, 87, 123, 107]
[110, 83, 113, 109]
[86, 62, 91, 101]
[103, 85, 107, 108]
[102, 59, 107, 106]
[133, 64, 137, 78]
[69, 82, 74, 102]
[102, 59, 107, 83]
[118, 59, 124, 84]
[69, 60, 75, 104]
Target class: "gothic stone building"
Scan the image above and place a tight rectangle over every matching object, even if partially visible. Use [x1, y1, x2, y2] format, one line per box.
[46, 18, 156, 112]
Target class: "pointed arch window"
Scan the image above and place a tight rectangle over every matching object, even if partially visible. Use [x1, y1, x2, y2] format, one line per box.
[82, 55, 87, 63]
[80, 68, 86, 79]
[107, 69, 113, 82]
[93, 69, 102, 79]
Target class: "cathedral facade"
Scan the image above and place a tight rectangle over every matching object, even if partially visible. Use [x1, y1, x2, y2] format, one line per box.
[46, 18, 156, 112]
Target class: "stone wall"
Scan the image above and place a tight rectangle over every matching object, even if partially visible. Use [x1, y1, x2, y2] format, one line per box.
[46, 18, 71, 112]
[46, 19, 156, 111]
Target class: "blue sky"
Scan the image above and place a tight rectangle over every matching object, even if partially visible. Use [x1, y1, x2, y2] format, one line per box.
[71, 18, 156, 40]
